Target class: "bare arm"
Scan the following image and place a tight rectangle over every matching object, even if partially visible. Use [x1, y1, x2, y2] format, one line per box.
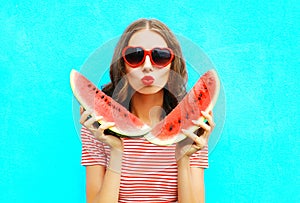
[86, 149, 123, 203]
[81, 108, 123, 203]
[176, 111, 214, 203]
[177, 158, 205, 203]
[191, 167, 205, 202]
[86, 165, 105, 203]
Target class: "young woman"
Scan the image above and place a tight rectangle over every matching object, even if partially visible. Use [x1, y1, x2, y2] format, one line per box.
[79, 18, 215, 203]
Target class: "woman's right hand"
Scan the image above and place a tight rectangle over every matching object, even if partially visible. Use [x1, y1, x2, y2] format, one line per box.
[80, 107, 123, 152]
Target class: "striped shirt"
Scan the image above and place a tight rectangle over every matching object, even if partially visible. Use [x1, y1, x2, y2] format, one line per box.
[81, 127, 208, 203]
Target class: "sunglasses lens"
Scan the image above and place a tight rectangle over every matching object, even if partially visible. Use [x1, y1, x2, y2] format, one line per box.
[152, 48, 172, 66]
[124, 47, 144, 66]
[123, 47, 173, 68]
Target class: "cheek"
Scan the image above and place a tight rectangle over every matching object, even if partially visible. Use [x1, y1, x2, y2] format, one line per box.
[125, 68, 143, 89]
[125, 64, 131, 74]
[125, 65, 139, 80]
[157, 66, 171, 80]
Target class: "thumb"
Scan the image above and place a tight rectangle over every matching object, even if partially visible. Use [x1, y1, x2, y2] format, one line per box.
[80, 106, 84, 115]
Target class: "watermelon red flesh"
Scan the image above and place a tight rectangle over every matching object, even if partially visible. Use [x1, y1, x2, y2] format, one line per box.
[144, 69, 220, 146]
[70, 70, 151, 137]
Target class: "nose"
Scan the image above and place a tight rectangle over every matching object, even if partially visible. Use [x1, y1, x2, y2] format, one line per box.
[142, 55, 153, 72]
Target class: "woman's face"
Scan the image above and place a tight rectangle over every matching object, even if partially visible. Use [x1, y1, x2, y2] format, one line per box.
[124, 29, 171, 95]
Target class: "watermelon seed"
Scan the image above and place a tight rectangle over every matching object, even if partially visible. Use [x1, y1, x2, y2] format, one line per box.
[198, 93, 202, 101]
[169, 124, 173, 131]
[101, 95, 105, 99]
[93, 87, 96, 91]
[178, 119, 181, 123]
[104, 98, 108, 102]
[96, 90, 99, 94]
[185, 113, 189, 119]
[88, 84, 92, 87]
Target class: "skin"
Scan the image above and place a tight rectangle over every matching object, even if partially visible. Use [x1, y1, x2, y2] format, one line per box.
[125, 29, 171, 96]
[125, 29, 171, 125]
[80, 29, 215, 203]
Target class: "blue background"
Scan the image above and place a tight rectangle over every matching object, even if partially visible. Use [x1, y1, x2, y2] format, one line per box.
[0, 0, 299, 202]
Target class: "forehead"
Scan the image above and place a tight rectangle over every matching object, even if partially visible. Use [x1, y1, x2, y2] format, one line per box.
[128, 29, 168, 48]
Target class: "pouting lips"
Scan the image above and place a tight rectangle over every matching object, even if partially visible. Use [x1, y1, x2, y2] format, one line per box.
[141, 76, 154, 86]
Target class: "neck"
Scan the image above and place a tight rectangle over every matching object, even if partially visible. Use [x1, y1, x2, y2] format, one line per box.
[130, 90, 164, 126]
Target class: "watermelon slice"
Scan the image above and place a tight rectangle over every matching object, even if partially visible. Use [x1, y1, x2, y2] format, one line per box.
[144, 70, 220, 145]
[70, 69, 220, 145]
[70, 70, 151, 137]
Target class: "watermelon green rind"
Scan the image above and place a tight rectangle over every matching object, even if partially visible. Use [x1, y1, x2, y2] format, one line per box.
[70, 69, 220, 144]
[70, 69, 151, 137]
[144, 69, 220, 146]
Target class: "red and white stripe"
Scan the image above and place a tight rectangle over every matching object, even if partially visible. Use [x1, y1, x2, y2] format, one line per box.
[81, 127, 208, 202]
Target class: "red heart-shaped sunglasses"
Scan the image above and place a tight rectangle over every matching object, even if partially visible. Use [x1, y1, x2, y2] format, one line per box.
[122, 46, 174, 68]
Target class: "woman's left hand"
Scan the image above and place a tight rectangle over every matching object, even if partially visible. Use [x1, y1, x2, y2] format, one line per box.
[175, 111, 215, 161]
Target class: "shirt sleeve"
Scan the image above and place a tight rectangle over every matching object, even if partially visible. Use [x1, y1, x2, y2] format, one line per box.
[80, 126, 108, 166]
[190, 145, 209, 169]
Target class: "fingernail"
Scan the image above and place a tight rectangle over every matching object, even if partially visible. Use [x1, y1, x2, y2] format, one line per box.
[181, 129, 188, 133]
[95, 116, 103, 121]
[192, 120, 198, 125]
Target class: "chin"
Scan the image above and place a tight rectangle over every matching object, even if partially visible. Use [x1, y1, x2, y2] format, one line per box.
[135, 85, 164, 95]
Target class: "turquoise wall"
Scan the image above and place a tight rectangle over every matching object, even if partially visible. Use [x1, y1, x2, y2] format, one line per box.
[0, 1, 299, 202]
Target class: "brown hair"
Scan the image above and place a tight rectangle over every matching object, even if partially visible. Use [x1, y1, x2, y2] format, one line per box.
[102, 18, 187, 114]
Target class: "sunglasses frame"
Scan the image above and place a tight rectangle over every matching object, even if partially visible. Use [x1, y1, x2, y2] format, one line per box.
[122, 46, 174, 68]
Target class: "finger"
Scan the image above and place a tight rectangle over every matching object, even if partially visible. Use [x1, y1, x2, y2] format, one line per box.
[80, 110, 92, 124]
[192, 119, 202, 126]
[201, 111, 212, 121]
[201, 111, 215, 128]
[192, 143, 203, 150]
[192, 136, 207, 150]
[89, 127, 102, 134]
[80, 106, 85, 115]
[192, 119, 211, 133]
[84, 116, 97, 128]
[191, 112, 212, 126]
[192, 143, 205, 150]
[182, 129, 198, 142]
[198, 121, 211, 132]
[91, 127, 106, 141]
[100, 122, 115, 130]
[89, 116, 103, 129]
[94, 116, 104, 121]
